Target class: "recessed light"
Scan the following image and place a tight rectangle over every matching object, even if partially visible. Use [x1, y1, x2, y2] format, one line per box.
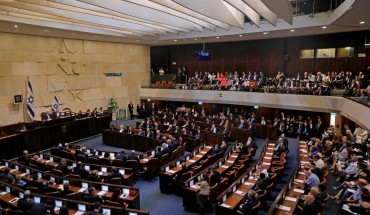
[360, 21, 365, 24]
[14, 24, 18, 28]
[216, 36, 220, 39]
[322, 26, 327, 29]
[71, 32, 76, 35]
[174, 39, 177, 42]
[263, 32, 268, 35]
[290, 29, 295, 32]
[136, 40, 140, 42]
[194, 38, 197, 40]
[95, 35, 99, 38]
[239, 34, 243, 37]
[43, 29, 49, 32]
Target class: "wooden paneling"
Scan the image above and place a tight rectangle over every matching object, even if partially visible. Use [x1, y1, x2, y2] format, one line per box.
[151, 31, 369, 77]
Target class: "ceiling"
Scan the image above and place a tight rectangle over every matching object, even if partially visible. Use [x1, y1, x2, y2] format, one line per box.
[0, 0, 369, 46]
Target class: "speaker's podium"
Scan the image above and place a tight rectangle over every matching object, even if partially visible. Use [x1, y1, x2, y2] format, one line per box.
[118, 109, 127, 120]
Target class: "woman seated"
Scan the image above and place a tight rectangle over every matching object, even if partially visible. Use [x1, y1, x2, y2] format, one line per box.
[110, 188, 129, 208]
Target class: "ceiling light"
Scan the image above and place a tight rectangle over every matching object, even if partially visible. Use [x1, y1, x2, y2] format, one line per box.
[136, 40, 140, 42]
[239, 34, 243, 37]
[14, 24, 18, 28]
[216, 36, 220, 39]
[71, 32, 76, 35]
[194, 38, 197, 40]
[94, 35, 99, 38]
[43, 29, 49, 32]
[360, 21, 365, 24]
[263, 32, 268, 35]
[174, 39, 177, 42]
[322, 26, 327, 29]
[290, 29, 295, 32]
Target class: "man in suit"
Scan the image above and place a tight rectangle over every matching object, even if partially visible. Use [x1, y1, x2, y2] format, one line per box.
[115, 150, 127, 164]
[128, 101, 134, 120]
[246, 121, 254, 131]
[169, 138, 179, 151]
[209, 168, 221, 187]
[246, 137, 257, 155]
[210, 124, 217, 133]
[27, 201, 56, 215]
[162, 142, 172, 155]
[118, 124, 126, 133]
[220, 141, 227, 154]
[145, 128, 152, 138]
[55, 159, 69, 175]
[24, 174, 44, 190]
[73, 161, 88, 179]
[127, 150, 139, 162]
[60, 182, 74, 197]
[195, 129, 202, 140]
[83, 187, 103, 203]
[105, 166, 124, 183]
[87, 202, 104, 215]
[18, 150, 30, 165]
[155, 130, 162, 139]
[237, 190, 259, 214]
[0, 167, 14, 183]
[154, 146, 164, 161]
[137, 128, 145, 136]
[87, 170, 101, 182]
[166, 124, 174, 132]
[17, 190, 34, 211]
[274, 138, 288, 157]
[294, 194, 319, 215]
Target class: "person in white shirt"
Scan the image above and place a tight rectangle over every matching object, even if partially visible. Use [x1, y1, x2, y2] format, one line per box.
[313, 155, 325, 170]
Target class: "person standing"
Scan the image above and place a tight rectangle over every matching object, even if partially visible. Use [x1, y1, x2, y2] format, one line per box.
[128, 101, 134, 120]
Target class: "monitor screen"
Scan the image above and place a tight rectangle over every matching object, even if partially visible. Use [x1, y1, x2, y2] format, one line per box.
[72, 163, 77, 168]
[176, 161, 180, 166]
[109, 153, 115, 157]
[123, 188, 130, 195]
[34, 196, 41, 203]
[37, 173, 42, 179]
[5, 186, 10, 193]
[189, 180, 194, 186]
[102, 152, 105, 156]
[26, 169, 30, 174]
[194, 50, 211, 61]
[50, 157, 54, 162]
[55, 200, 62, 208]
[102, 208, 111, 215]
[87, 149, 90, 154]
[128, 213, 138, 215]
[77, 204, 86, 211]
[19, 192, 24, 198]
[40, 154, 43, 159]
[119, 169, 125, 175]
[15, 165, 19, 171]
[232, 186, 236, 192]
[193, 152, 196, 156]
[218, 161, 222, 167]
[151, 151, 155, 157]
[85, 165, 90, 171]
[58, 143, 62, 147]
[63, 180, 69, 185]
[186, 156, 190, 161]
[50, 176, 55, 182]
[102, 185, 108, 192]
[101, 167, 107, 173]
[241, 177, 245, 184]
[165, 166, 169, 172]
[82, 182, 88, 189]
[223, 195, 227, 202]
[5, 162, 8, 167]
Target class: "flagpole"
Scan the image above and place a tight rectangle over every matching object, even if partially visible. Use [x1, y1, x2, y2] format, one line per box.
[23, 78, 27, 123]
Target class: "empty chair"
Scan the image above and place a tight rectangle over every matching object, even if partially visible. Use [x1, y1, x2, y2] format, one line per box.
[218, 178, 228, 194]
[43, 191, 61, 198]
[208, 182, 219, 203]
[159, 154, 169, 167]
[99, 157, 112, 166]
[108, 177, 123, 185]
[52, 169, 64, 177]
[87, 157, 99, 164]
[143, 158, 159, 181]
[112, 159, 125, 167]
[76, 155, 87, 163]
[126, 160, 139, 177]
[50, 148, 61, 157]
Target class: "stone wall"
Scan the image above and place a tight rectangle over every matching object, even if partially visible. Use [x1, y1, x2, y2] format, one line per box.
[0, 33, 150, 125]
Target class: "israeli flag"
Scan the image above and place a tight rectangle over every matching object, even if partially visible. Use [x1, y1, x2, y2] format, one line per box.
[26, 79, 35, 120]
[52, 96, 60, 112]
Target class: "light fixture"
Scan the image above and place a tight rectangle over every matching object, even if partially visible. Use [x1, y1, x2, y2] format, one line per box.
[71, 32, 76, 35]
[174, 39, 177, 42]
[263, 32, 268, 35]
[194, 38, 197, 41]
[43, 29, 49, 32]
[290, 29, 295, 32]
[360, 21, 365, 24]
[239, 34, 243, 37]
[322, 26, 327, 29]
[216, 36, 220, 39]
[14, 24, 18, 28]
[136, 39, 140, 42]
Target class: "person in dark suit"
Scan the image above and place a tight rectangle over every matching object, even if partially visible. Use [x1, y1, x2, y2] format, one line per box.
[87, 202, 103, 215]
[220, 141, 227, 154]
[0, 167, 14, 183]
[293, 194, 319, 215]
[162, 142, 172, 155]
[83, 187, 103, 203]
[127, 150, 139, 162]
[87, 170, 101, 182]
[60, 182, 74, 197]
[27, 201, 56, 215]
[222, 125, 230, 139]
[211, 144, 222, 156]
[154, 130, 162, 139]
[237, 190, 259, 214]
[105, 166, 124, 183]
[210, 124, 217, 133]
[73, 161, 88, 179]
[128, 102, 134, 120]
[145, 128, 153, 138]
[18, 150, 30, 165]
[245, 137, 258, 155]
[55, 159, 69, 175]
[169, 138, 179, 151]
[195, 129, 202, 140]
[154, 146, 164, 161]
[115, 151, 127, 165]
[173, 162, 189, 181]
[17, 190, 34, 211]
[209, 168, 221, 187]
[245, 121, 254, 131]
[137, 128, 145, 136]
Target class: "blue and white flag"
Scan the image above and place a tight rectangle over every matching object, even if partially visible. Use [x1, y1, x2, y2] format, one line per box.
[26, 79, 35, 120]
[52, 96, 60, 112]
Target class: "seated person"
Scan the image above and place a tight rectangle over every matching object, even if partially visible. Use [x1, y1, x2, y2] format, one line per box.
[18, 150, 30, 165]
[293, 193, 319, 215]
[87, 202, 103, 215]
[17, 190, 34, 211]
[87, 170, 101, 182]
[109, 188, 129, 208]
[127, 150, 139, 162]
[236, 190, 259, 214]
[0, 167, 14, 183]
[195, 173, 211, 211]
[83, 187, 103, 203]
[105, 166, 124, 183]
[24, 174, 44, 190]
[73, 161, 88, 179]
[14, 174, 26, 186]
[60, 182, 74, 197]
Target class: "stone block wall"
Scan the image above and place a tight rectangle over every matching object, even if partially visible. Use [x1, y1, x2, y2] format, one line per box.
[0, 33, 150, 125]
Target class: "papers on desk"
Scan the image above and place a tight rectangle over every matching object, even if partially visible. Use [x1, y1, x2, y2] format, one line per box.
[221, 165, 229, 168]
[298, 172, 305, 175]
[266, 152, 273, 155]
[262, 162, 270, 165]
[200, 151, 206, 154]
[9, 197, 19, 203]
[97, 191, 106, 196]
[294, 179, 304, 183]
[0, 192, 7, 196]
[46, 160, 52, 163]
[188, 160, 195, 163]
[74, 211, 85, 215]
[267, 147, 274, 150]
[196, 155, 202, 158]
[78, 188, 86, 193]
[300, 161, 309, 164]
[285, 197, 297, 202]
[300, 149, 307, 153]
[190, 185, 198, 189]
[220, 203, 231, 208]
[235, 190, 245, 195]
[54, 207, 60, 212]
[268, 143, 275, 146]
[277, 205, 291, 212]
[231, 155, 238, 158]
[10, 169, 16, 173]
[58, 185, 63, 190]
[293, 188, 305, 193]
[244, 182, 254, 186]
[167, 170, 176, 174]
[20, 173, 27, 177]
[143, 159, 148, 162]
[265, 157, 272, 160]
[226, 160, 233, 163]
[206, 146, 212, 148]
[0, 166, 4, 169]
[98, 172, 103, 176]
[249, 177, 257, 181]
